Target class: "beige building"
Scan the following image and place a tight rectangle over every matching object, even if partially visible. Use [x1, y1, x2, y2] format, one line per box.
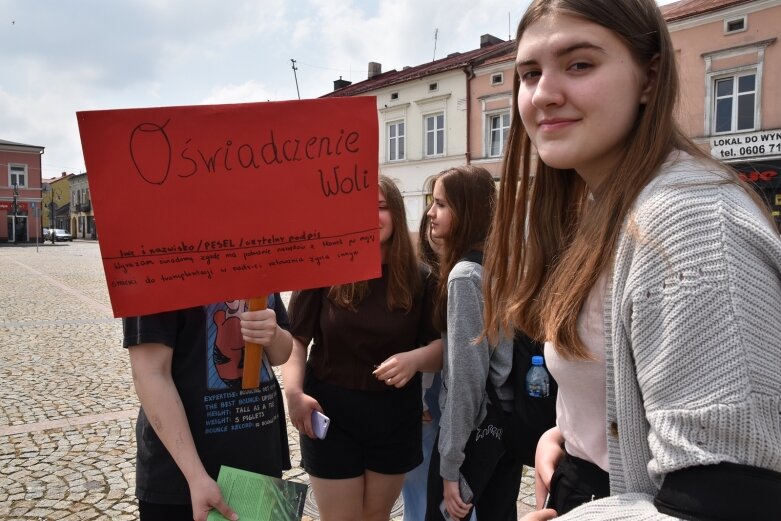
[70, 172, 96, 239]
[663, 0, 781, 228]
[43, 172, 73, 231]
[321, 36, 514, 231]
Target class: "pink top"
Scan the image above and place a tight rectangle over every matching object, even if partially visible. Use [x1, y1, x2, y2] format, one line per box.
[544, 272, 609, 472]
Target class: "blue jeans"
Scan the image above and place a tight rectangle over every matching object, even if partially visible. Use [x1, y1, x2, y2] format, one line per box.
[402, 372, 440, 520]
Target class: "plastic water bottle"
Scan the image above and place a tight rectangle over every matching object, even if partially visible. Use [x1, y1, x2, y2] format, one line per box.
[526, 355, 550, 398]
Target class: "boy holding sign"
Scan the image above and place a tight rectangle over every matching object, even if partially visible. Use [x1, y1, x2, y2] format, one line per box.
[124, 295, 293, 521]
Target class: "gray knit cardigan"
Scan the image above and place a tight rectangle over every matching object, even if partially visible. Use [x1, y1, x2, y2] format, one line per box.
[558, 152, 781, 520]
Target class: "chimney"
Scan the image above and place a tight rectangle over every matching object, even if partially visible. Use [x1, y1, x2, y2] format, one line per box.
[368, 62, 382, 79]
[61, 172, 66, 177]
[333, 76, 352, 91]
[480, 34, 503, 48]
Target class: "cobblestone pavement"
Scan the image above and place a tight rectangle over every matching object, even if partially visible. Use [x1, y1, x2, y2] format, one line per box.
[0, 241, 535, 520]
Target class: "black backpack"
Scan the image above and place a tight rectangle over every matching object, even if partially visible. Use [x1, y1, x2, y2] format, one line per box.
[504, 331, 557, 467]
[462, 250, 558, 467]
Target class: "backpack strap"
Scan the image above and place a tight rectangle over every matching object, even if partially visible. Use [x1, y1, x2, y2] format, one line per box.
[460, 250, 483, 265]
[485, 377, 503, 409]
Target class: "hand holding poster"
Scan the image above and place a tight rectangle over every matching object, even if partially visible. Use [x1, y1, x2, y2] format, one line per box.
[77, 97, 380, 317]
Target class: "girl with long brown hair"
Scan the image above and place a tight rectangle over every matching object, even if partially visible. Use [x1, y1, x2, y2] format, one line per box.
[282, 175, 442, 521]
[425, 165, 519, 521]
[485, 0, 781, 519]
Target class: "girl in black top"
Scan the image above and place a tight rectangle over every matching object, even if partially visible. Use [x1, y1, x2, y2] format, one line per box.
[282, 175, 442, 521]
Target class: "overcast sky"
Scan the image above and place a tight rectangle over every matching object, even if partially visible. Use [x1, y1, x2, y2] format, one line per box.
[1, 0, 679, 179]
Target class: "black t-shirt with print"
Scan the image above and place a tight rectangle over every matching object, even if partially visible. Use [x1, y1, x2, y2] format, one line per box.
[123, 294, 291, 505]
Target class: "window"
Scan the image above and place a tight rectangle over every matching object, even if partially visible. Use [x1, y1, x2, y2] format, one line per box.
[9, 164, 27, 188]
[428, 82, 439, 92]
[390, 92, 399, 101]
[487, 112, 511, 157]
[424, 113, 445, 156]
[387, 120, 405, 161]
[713, 72, 756, 133]
[491, 73, 504, 85]
[724, 16, 746, 34]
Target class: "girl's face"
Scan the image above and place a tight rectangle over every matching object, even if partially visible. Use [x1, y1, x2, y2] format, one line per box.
[426, 224, 445, 256]
[378, 190, 393, 244]
[515, 13, 652, 190]
[427, 180, 453, 241]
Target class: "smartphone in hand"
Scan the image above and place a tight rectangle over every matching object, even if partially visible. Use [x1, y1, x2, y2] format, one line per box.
[439, 474, 474, 519]
[311, 410, 330, 440]
[458, 475, 474, 503]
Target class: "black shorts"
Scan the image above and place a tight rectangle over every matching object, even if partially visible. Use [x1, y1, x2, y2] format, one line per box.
[301, 372, 423, 479]
[547, 452, 609, 515]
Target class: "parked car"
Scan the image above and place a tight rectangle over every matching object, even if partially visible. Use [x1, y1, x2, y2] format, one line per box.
[50, 229, 73, 242]
[42, 228, 50, 239]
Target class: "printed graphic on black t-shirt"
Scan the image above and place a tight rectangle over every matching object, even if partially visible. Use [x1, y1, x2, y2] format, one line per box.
[202, 298, 278, 436]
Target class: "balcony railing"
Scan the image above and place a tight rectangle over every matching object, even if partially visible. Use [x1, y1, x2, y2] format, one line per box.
[74, 201, 92, 213]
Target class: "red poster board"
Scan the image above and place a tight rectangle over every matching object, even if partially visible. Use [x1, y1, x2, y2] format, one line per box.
[78, 97, 380, 318]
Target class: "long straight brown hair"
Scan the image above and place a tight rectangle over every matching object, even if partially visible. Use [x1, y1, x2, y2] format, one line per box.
[329, 175, 421, 312]
[431, 165, 497, 332]
[417, 204, 441, 274]
[483, 0, 713, 358]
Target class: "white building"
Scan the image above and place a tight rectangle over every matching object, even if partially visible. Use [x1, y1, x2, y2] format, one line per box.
[322, 36, 514, 232]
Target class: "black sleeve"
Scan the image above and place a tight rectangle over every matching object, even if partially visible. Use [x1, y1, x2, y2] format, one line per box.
[122, 310, 181, 349]
[418, 264, 441, 345]
[287, 288, 324, 342]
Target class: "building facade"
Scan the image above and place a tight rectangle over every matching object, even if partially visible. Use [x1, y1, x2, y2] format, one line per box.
[43, 173, 73, 232]
[0, 139, 45, 242]
[664, 0, 781, 229]
[468, 47, 516, 178]
[70, 173, 96, 239]
[322, 36, 514, 231]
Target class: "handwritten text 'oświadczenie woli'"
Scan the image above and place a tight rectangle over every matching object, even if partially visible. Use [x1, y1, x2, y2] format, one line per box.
[129, 120, 371, 197]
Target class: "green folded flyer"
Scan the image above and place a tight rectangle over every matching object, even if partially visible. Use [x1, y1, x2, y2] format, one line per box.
[207, 466, 308, 521]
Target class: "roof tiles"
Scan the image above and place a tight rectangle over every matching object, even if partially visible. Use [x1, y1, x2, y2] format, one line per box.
[321, 40, 516, 98]
[661, 0, 757, 22]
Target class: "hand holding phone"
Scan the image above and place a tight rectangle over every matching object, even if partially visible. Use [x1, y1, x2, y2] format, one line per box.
[439, 474, 473, 519]
[311, 410, 330, 440]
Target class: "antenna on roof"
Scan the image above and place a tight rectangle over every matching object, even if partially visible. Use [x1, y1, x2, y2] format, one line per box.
[433, 28, 438, 61]
[509, 12, 511, 40]
[291, 59, 301, 100]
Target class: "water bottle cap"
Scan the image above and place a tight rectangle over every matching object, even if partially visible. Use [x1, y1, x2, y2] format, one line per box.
[531, 355, 544, 366]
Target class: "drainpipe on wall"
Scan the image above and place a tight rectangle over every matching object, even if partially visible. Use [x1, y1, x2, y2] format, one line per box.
[464, 64, 475, 164]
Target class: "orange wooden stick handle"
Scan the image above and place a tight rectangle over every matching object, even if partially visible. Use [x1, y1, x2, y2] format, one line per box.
[241, 296, 267, 390]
